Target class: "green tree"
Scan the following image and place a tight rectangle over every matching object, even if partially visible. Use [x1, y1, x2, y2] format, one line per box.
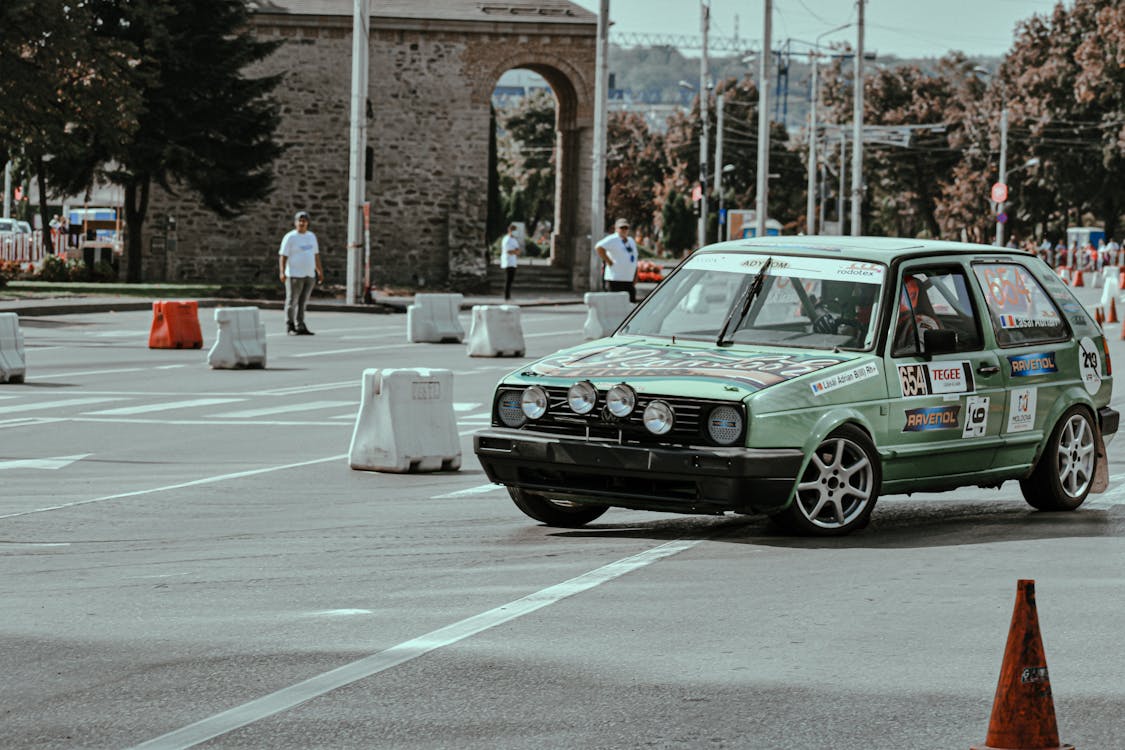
[47, 0, 283, 281]
[0, 0, 143, 252]
[606, 110, 667, 240]
[496, 88, 556, 238]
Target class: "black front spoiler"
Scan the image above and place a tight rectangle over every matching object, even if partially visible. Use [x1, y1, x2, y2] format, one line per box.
[474, 428, 804, 515]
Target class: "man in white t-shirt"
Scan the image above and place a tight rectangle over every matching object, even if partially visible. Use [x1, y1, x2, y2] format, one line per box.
[278, 210, 324, 335]
[499, 223, 521, 300]
[596, 217, 639, 302]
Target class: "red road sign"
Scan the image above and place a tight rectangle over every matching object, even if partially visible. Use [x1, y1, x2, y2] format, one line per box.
[991, 182, 1008, 203]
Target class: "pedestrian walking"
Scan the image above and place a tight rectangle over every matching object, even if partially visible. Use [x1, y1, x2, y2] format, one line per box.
[499, 223, 521, 301]
[278, 210, 323, 335]
[596, 218, 639, 302]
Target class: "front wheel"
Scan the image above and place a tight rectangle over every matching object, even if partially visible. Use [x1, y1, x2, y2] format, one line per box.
[508, 487, 609, 527]
[1020, 407, 1096, 511]
[770, 424, 880, 536]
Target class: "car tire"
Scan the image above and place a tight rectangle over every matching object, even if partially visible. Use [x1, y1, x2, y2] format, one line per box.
[1020, 406, 1096, 511]
[770, 424, 880, 536]
[508, 487, 609, 527]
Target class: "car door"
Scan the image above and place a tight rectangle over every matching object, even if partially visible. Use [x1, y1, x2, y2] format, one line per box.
[970, 261, 1076, 470]
[880, 261, 1006, 484]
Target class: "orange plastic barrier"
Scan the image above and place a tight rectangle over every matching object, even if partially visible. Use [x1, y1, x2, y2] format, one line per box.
[636, 260, 664, 283]
[971, 580, 1073, 750]
[148, 300, 203, 349]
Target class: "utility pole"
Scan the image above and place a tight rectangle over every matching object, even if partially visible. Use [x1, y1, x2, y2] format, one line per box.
[345, 0, 370, 305]
[850, 0, 865, 236]
[714, 92, 724, 239]
[996, 106, 1008, 246]
[805, 51, 818, 235]
[755, 0, 771, 238]
[697, 0, 710, 249]
[589, 0, 610, 291]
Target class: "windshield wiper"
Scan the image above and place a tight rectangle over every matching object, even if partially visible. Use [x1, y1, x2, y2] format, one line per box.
[716, 257, 772, 347]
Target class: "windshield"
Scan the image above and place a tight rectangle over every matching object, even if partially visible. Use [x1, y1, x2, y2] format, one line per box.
[620, 252, 886, 350]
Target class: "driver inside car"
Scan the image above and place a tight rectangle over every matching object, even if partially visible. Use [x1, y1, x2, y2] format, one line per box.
[894, 274, 943, 353]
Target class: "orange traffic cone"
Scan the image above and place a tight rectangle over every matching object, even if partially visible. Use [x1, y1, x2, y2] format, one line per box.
[1108, 297, 1119, 324]
[1119, 270, 1125, 289]
[1094, 307, 1104, 326]
[971, 580, 1073, 750]
[1072, 269, 1084, 287]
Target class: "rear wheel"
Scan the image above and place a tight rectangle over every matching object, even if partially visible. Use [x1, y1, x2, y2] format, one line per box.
[508, 487, 609, 527]
[770, 424, 880, 536]
[1020, 407, 1095, 511]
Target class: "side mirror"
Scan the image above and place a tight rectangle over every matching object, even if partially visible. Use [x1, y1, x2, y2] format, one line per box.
[923, 328, 957, 355]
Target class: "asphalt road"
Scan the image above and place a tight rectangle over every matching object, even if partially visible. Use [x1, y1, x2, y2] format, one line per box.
[2, 295, 1124, 749]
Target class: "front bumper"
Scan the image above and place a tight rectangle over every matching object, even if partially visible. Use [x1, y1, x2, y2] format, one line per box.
[474, 428, 804, 515]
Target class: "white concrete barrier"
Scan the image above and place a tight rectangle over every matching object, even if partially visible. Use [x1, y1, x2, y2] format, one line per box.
[1100, 275, 1120, 310]
[0, 312, 26, 384]
[207, 307, 267, 369]
[348, 368, 461, 473]
[583, 291, 632, 340]
[407, 293, 465, 343]
[466, 305, 525, 357]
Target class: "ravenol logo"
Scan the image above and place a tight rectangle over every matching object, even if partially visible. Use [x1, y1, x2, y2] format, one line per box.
[1008, 352, 1058, 377]
[903, 405, 961, 432]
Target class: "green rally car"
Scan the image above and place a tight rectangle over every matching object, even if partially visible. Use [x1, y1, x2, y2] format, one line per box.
[474, 237, 1119, 535]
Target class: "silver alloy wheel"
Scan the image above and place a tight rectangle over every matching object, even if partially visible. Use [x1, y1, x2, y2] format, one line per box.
[1056, 413, 1095, 498]
[795, 436, 874, 530]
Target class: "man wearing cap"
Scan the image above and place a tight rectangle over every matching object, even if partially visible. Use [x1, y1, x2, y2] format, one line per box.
[596, 218, 639, 302]
[278, 211, 324, 335]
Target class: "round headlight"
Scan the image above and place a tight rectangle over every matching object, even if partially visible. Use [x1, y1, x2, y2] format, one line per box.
[707, 405, 743, 445]
[520, 386, 548, 420]
[567, 381, 598, 415]
[496, 389, 527, 428]
[605, 383, 637, 418]
[643, 400, 675, 435]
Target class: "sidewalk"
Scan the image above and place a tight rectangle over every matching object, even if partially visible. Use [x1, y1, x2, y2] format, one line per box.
[0, 282, 590, 317]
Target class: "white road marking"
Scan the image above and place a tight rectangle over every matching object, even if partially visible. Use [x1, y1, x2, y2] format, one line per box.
[127, 538, 701, 750]
[432, 483, 503, 499]
[70, 418, 347, 427]
[0, 396, 127, 413]
[216, 401, 353, 418]
[0, 454, 348, 520]
[0, 454, 89, 472]
[258, 380, 357, 396]
[85, 398, 246, 416]
[28, 367, 147, 379]
[303, 609, 373, 617]
[453, 402, 481, 412]
[287, 343, 415, 358]
[155, 365, 187, 370]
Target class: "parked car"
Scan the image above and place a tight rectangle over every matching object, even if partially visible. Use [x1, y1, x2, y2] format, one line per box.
[475, 236, 1118, 535]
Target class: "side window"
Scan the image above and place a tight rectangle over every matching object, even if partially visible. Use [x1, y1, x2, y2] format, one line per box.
[891, 267, 983, 356]
[972, 263, 1067, 347]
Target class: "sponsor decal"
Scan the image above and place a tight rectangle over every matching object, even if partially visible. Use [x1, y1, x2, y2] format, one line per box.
[903, 405, 961, 432]
[1006, 387, 1037, 432]
[998, 314, 1060, 329]
[809, 362, 880, 395]
[1007, 352, 1058, 377]
[897, 361, 975, 397]
[962, 395, 990, 438]
[683, 252, 885, 282]
[530, 345, 846, 391]
[1079, 336, 1101, 395]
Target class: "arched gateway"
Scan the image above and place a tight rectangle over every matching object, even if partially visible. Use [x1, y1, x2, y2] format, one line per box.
[142, 1, 598, 292]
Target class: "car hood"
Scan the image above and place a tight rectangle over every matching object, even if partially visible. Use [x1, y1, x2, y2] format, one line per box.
[524, 339, 855, 394]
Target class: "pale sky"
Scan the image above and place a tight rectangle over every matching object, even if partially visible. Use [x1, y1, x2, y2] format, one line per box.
[570, 0, 1067, 59]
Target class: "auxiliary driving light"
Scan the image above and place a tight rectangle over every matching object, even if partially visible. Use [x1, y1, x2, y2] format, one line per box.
[567, 380, 598, 415]
[605, 383, 637, 418]
[643, 400, 675, 435]
[707, 405, 743, 445]
[497, 389, 527, 427]
[520, 386, 549, 420]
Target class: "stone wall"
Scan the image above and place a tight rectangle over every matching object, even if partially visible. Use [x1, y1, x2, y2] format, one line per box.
[142, 12, 596, 293]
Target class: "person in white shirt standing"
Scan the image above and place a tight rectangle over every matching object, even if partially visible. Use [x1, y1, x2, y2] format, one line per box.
[596, 217, 639, 302]
[500, 223, 521, 300]
[278, 210, 324, 335]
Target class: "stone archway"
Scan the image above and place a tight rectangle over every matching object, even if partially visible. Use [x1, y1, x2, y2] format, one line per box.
[141, 3, 598, 293]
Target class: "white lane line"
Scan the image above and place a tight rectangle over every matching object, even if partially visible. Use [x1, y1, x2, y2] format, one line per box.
[0, 454, 347, 520]
[216, 401, 353, 418]
[259, 381, 357, 396]
[70, 418, 348, 427]
[0, 454, 89, 471]
[85, 398, 246, 416]
[0, 396, 127, 414]
[27, 367, 148, 379]
[287, 343, 415, 359]
[127, 538, 701, 750]
[453, 402, 481, 412]
[432, 483, 503, 499]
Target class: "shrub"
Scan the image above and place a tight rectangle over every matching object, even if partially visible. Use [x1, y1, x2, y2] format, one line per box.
[36, 254, 72, 282]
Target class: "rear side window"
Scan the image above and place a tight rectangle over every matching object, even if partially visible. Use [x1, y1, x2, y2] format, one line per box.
[973, 263, 1067, 346]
